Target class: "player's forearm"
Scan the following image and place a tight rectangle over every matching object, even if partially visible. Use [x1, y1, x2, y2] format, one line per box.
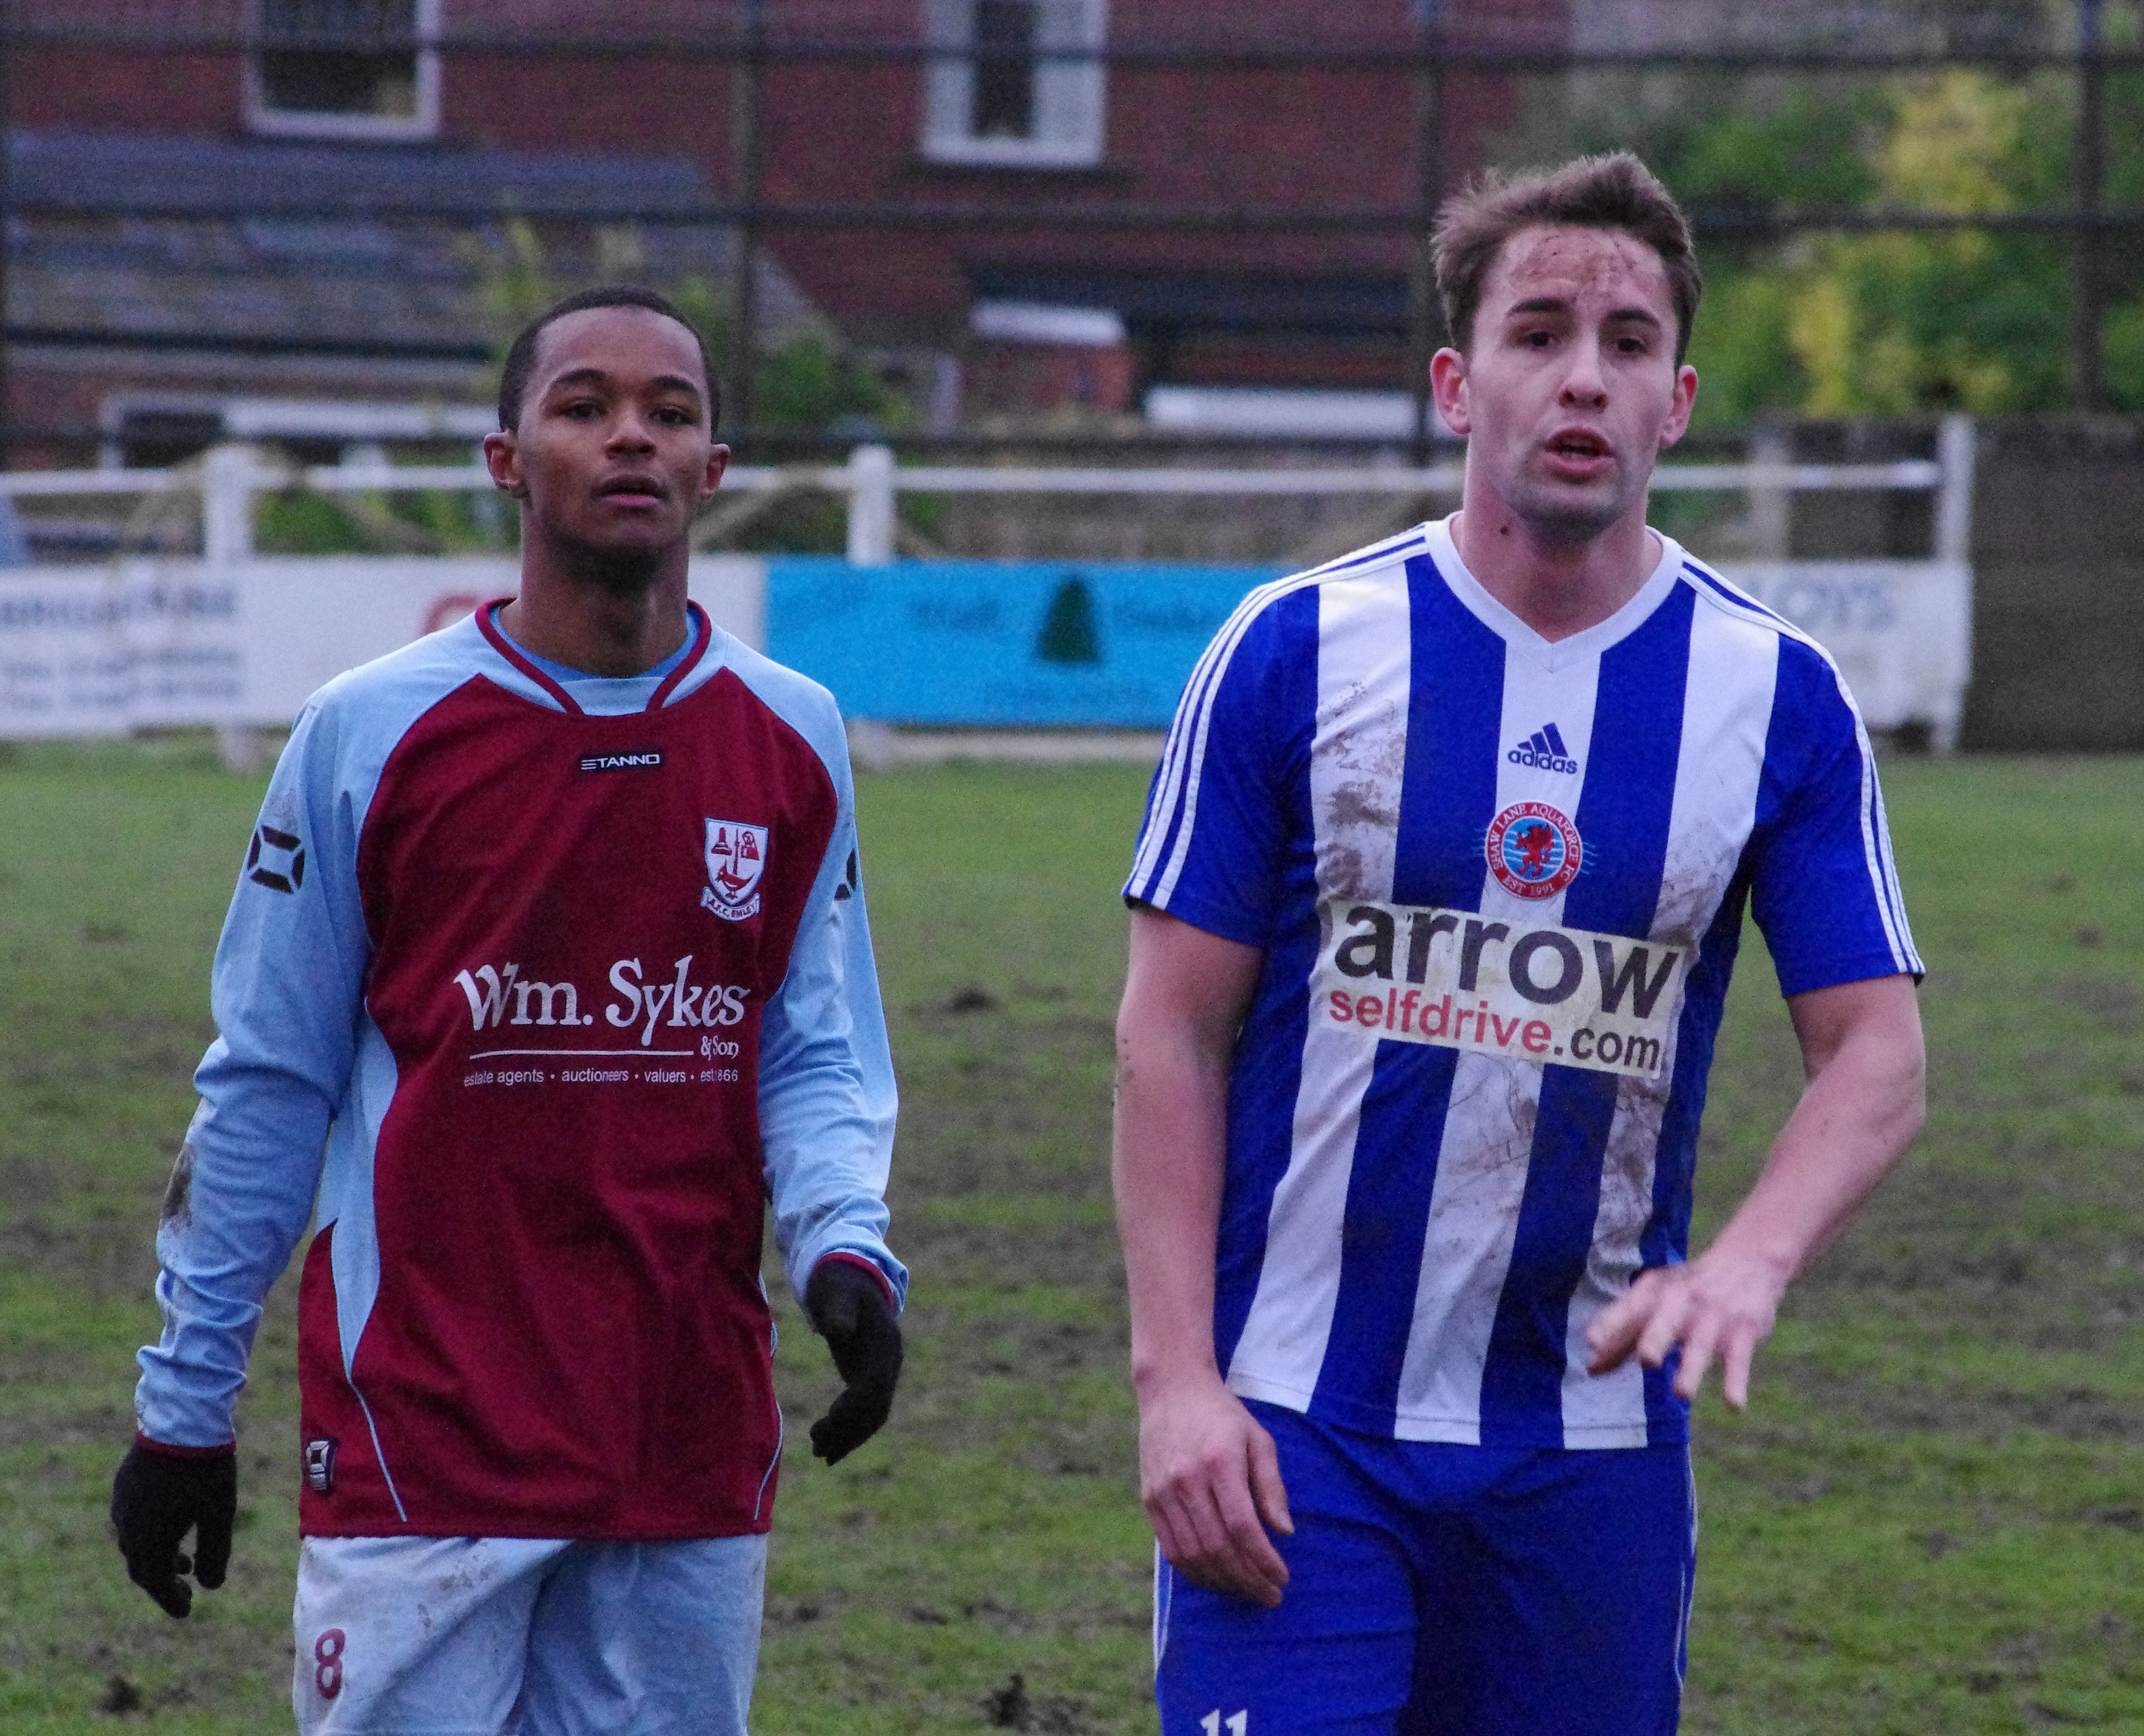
[1114, 908, 1263, 1399]
[759, 871, 905, 1308]
[1703, 987, 1925, 1287]
[136, 1068, 334, 1444]
[760, 1052, 905, 1308]
[1113, 1016, 1234, 1399]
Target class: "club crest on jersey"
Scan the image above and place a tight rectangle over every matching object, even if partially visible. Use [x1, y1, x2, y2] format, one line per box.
[702, 819, 768, 920]
[1486, 802, 1582, 900]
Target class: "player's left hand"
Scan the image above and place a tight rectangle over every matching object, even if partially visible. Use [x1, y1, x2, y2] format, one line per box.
[1583, 1249, 1787, 1411]
[804, 1257, 903, 1465]
[110, 1438, 238, 1618]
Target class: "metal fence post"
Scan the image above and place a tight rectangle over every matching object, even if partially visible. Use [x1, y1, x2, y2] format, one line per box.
[200, 443, 268, 771]
[2072, 0, 2108, 409]
[1935, 415, 1976, 566]
[1930, 414, 1978, 754]
[1748, 426, 1791, 560]
[202, 443, 257, 564]
[846, 443, 896, 566]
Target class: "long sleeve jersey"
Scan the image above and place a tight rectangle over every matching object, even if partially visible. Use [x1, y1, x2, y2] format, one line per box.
[135, 602, 906, 1539]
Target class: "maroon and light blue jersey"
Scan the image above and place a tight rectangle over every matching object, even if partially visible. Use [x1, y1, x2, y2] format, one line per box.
[1125, 518, 1920, 1451]
[137, 604, 905, 1539]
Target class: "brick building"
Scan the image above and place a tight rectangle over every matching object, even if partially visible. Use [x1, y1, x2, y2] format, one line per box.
[8, 1, 1569, 460]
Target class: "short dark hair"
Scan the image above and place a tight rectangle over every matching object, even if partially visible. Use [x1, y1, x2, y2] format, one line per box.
[1433, 152, 1703, 365]
[496, 284, 720, 432]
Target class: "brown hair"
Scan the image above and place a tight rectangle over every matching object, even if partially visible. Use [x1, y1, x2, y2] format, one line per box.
[1432, 152, 1703, 364]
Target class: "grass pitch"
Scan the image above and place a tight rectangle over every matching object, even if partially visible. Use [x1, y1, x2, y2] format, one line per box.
[1, 741, 2140, 1733]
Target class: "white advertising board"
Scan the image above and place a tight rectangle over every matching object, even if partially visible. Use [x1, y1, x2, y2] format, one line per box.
[0, 555, 768, 737]
[0, 553, 1968, 743]
[0, 560, 247, 735]
[1718, 560, 1972, 747]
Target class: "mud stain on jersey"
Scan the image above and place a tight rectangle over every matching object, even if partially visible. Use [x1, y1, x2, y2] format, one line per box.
[1316, 681, 1407, 900]
[1498, 1067, 1542, 1170]
[1592, 1075, 1668, 1282]
[1437, 1055, 1543, 1189]
[1653, 823, 1745, 949]
[160, 1143, 196, 1227]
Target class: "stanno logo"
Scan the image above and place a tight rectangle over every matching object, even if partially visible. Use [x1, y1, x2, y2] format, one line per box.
[247, 825, 305, 894]
[579, 750, 663, 773]
[1508, 722, 1580, 775]
[304, 1437, 337, 1494]
[702, 819, 768, 921]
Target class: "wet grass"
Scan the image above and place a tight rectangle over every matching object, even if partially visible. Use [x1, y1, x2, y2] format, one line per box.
[0, 742, 2140, 1732]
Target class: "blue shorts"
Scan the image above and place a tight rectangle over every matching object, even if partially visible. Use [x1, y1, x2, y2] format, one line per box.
[293, 1533, 765, 1736]
[1153, 1402, 1695, 1736]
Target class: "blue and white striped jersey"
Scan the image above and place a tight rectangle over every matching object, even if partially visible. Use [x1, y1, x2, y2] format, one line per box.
[1125, 517, 1921, 1449]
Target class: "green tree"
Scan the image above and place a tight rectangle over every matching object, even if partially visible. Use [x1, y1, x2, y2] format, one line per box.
[2100, 50, 2144, 409]
[1782, 70, 2068, 415]
[1671, 83, 1883, 214]
[464, 218, 906, 439]
[1654, 70, 2077, 424]
[1531, 13, 2144, 424]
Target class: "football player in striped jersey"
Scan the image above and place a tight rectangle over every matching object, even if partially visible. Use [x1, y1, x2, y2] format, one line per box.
[1115, 154, 1925, 1735]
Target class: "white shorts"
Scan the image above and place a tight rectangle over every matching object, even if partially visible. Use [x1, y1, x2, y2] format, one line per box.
[292, 1533, 767, 1736]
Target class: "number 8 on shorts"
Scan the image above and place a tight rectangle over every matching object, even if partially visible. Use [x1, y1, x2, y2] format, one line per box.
[314, 1629, 345, 1700]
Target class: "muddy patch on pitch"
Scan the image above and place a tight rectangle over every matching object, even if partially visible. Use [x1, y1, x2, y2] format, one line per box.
[2049, 975, 2141, 1028]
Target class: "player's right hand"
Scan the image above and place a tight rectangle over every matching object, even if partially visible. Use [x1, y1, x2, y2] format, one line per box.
[1137, 1376, 1293, 1608]
[110, 1438, 238, 1618]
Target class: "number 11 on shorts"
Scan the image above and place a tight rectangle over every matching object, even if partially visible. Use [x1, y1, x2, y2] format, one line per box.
[1201, 1712, 1247, 1735]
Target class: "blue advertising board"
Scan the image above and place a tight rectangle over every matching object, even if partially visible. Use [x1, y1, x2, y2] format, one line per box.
[765, 558, 1283, 727]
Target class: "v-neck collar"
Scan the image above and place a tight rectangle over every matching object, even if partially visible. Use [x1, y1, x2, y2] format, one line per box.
[1424, 516, 1684, 673]
[476, 599, 713, 716]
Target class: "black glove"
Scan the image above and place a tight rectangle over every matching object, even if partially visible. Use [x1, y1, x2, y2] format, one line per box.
[111, 1439, 237, 1618]
[804, 1258, 903, 1465]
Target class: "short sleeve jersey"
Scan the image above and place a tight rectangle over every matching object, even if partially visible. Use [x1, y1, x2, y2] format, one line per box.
[1124, 519, 1920, 1449]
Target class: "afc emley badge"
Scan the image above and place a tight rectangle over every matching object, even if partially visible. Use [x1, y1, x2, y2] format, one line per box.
[703, 819, 769, 920]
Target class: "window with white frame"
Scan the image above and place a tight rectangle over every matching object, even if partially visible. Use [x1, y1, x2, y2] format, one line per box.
[922, 0, 1107, 167]
[245, 0, 441, 140]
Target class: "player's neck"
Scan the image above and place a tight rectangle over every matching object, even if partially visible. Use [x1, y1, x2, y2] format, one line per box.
[1449, 502, 1661, 644]
[502, 531, 691, 677]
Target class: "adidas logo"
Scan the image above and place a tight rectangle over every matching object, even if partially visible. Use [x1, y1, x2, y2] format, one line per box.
[1508, 723, 1580, 774]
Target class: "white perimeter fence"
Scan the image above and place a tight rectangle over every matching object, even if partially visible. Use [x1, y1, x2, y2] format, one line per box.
[0, 416, 1975, 746]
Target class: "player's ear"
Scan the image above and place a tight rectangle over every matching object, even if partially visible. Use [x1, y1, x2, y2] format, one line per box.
[482, 430, 527, 499]
[703, 442, 730, 498]
[1430, 347, 1471, 438]
[1658, 364, 1698, 451]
